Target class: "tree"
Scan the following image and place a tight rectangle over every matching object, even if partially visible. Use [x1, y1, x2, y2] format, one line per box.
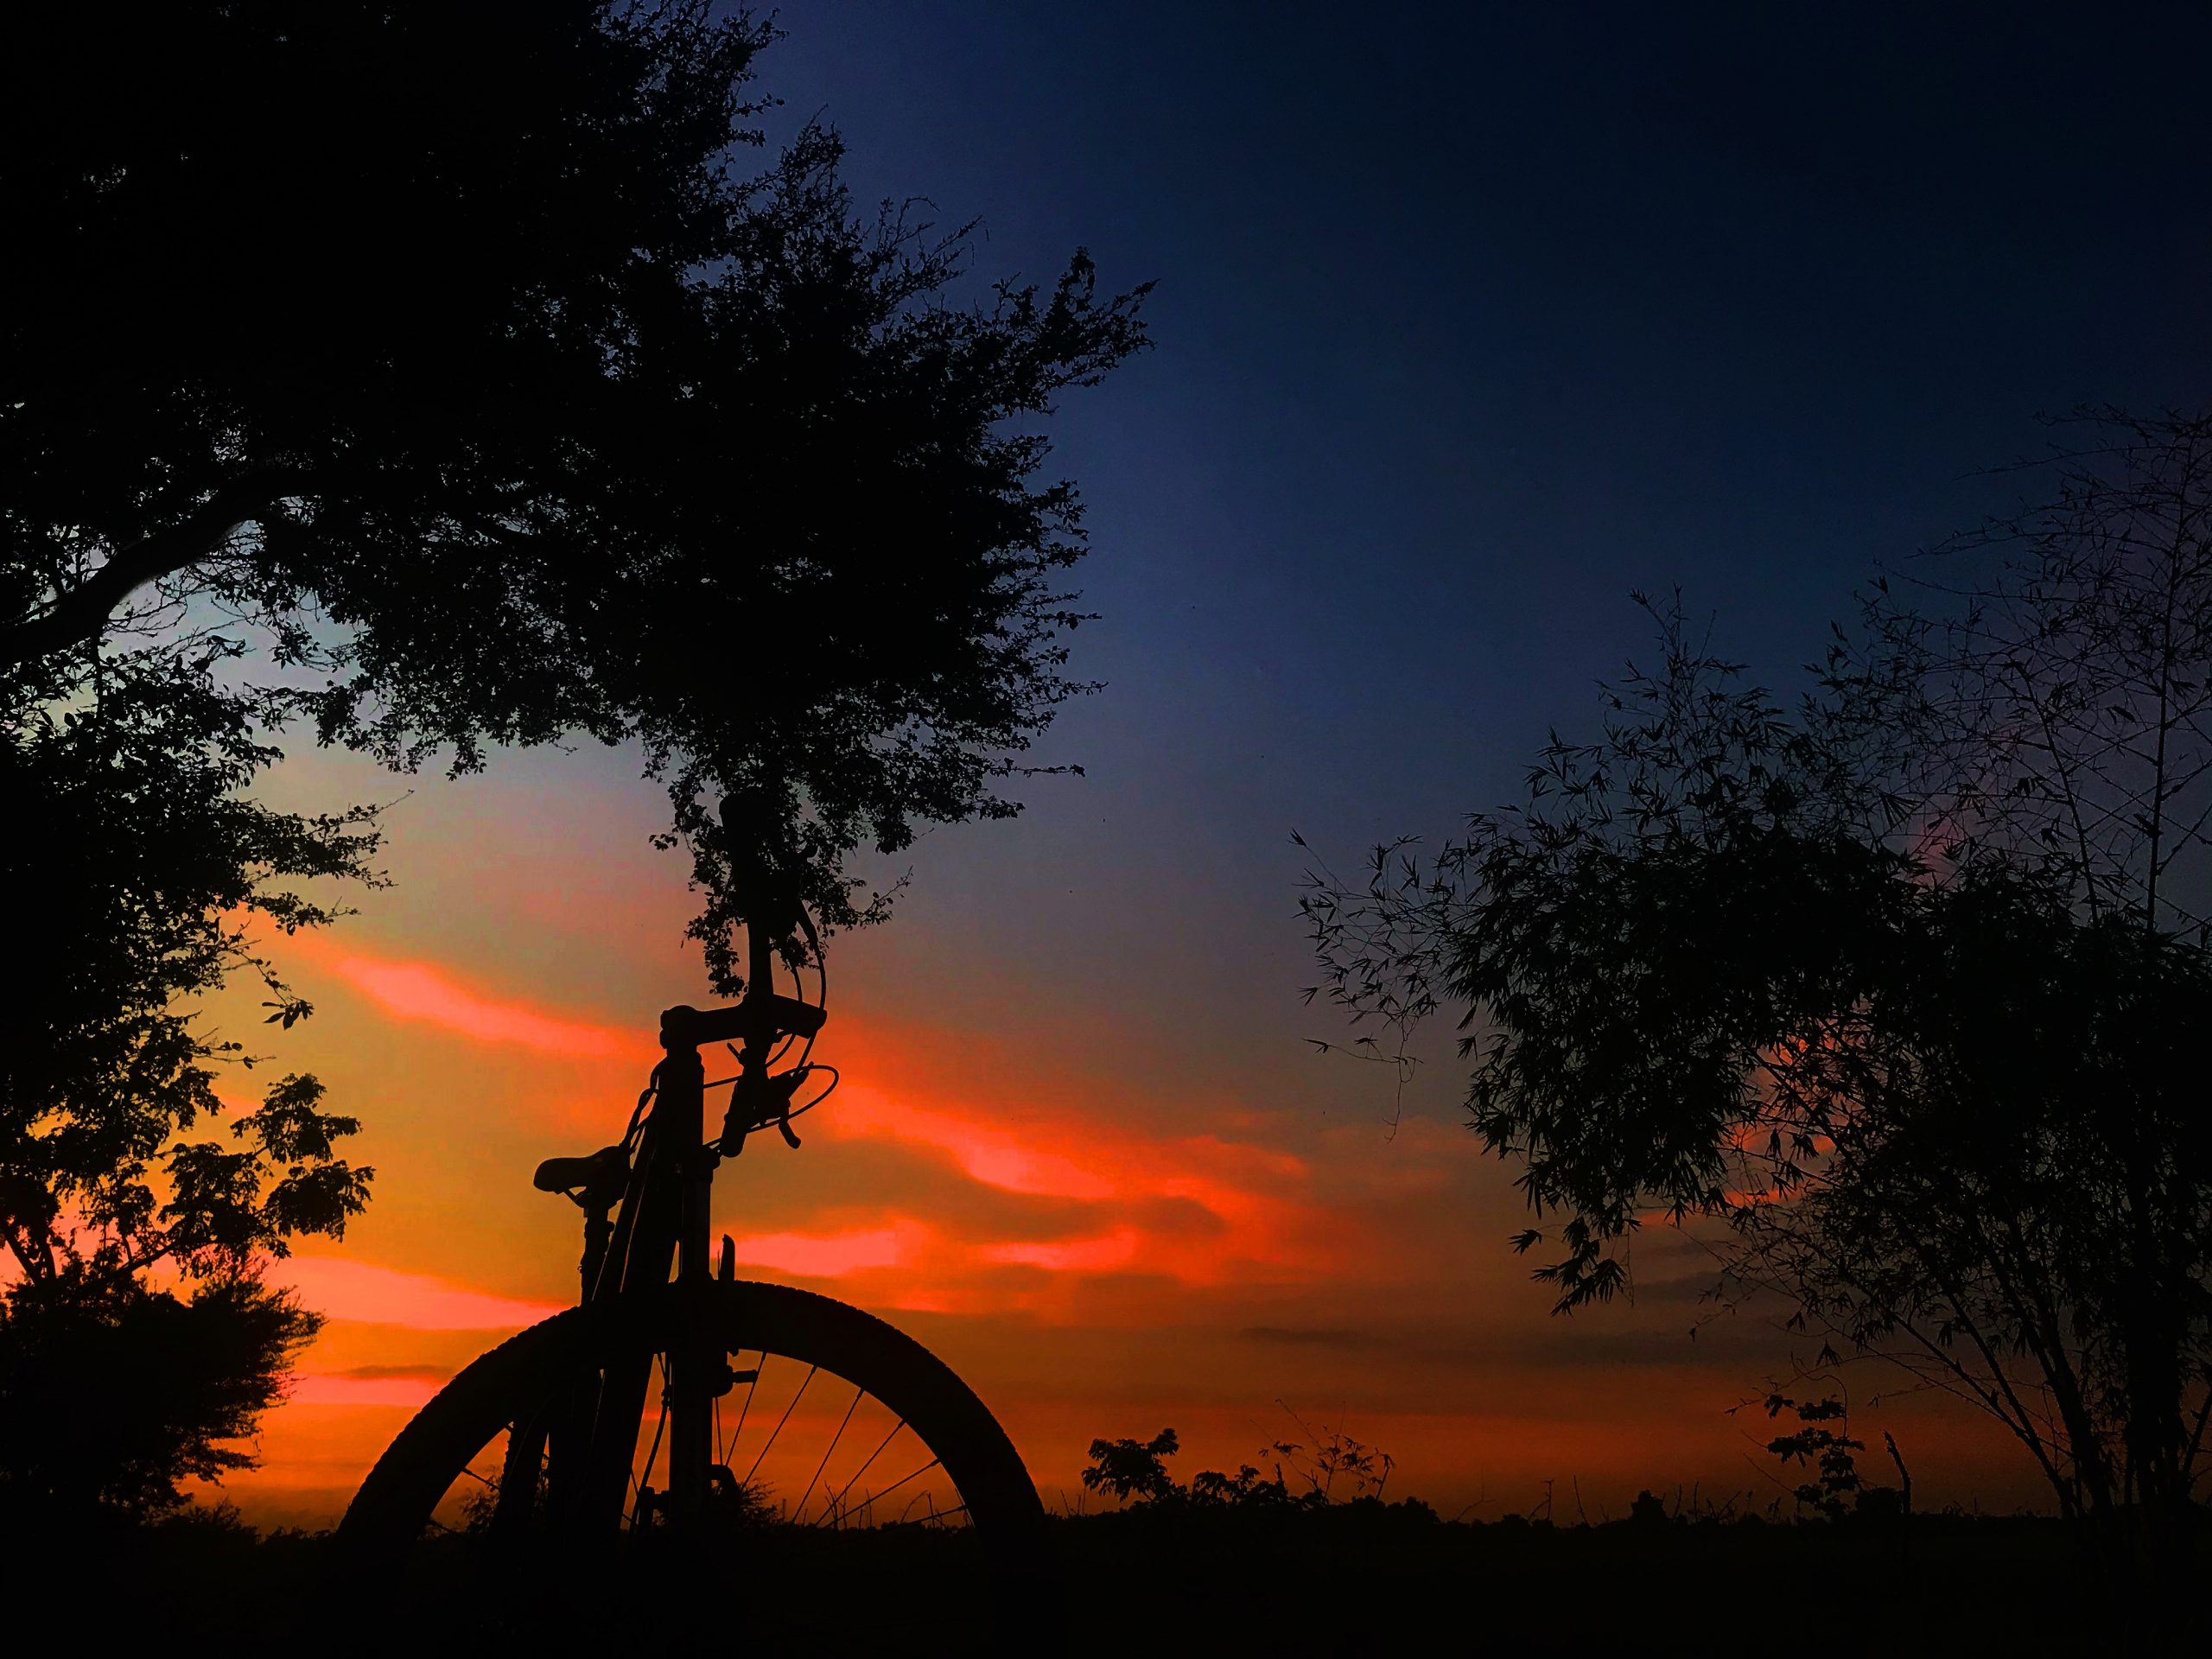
[0, 1, 1149, 970]
[1303, 413, 2212, 1529]
[1760, 1394, 1872, 1522]
[1, 632, 377, 1524]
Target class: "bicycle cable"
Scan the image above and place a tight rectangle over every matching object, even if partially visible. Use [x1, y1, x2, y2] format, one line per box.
[793, 904, 827, 1068]
[755, 906, 825, 1068]
[763, 950, 807, 1067]
[621, 1065, 663, 1152]
[698, 1061, 836, 1129]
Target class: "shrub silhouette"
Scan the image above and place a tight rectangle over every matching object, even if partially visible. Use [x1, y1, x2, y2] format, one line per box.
[1082, 1421, 1400, 1512]
[0, 1271, 315, 1527]
[1082, 1429, 1183, 1505]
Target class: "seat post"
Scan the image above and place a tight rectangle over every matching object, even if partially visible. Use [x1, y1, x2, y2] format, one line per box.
[577, 1210, 614, 1301]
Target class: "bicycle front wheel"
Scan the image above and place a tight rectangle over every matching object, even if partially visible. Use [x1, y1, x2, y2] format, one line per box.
[338, 1280, 1057, 1646]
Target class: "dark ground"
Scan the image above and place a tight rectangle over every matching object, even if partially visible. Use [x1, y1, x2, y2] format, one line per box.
[12, 1503, 2203, 1654]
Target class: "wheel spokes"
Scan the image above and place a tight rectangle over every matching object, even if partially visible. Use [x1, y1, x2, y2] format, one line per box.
[421, 1347, 974, 1538]
[861, 1454, 944, 1517]
[625, 1356, 672, 1529]
[813, 1415, 909, 1528]
[741, 1361, 816, 1489]
[793, 1384, 864, 1523]
[724, 1350, 764, 1464]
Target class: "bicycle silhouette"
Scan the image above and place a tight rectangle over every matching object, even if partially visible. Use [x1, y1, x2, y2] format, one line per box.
[338, 797, 1053, 1637]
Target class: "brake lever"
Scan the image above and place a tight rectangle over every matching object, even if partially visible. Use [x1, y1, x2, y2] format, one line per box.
[719, 1065, 811, 1156]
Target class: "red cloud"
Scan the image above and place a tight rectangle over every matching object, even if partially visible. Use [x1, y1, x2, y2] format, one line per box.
[289, 940, 1367, 1316]
[818, 1074, 1349, 1295]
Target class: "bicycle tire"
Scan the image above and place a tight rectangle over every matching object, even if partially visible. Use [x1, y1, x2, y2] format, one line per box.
[338, 1280, 1058, 1643]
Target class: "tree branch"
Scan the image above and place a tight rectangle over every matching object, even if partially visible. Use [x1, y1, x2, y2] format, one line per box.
[0, 470, 310, 665]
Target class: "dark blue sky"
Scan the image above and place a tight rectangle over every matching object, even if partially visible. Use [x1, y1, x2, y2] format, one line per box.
[737, 3, 2212, 1097]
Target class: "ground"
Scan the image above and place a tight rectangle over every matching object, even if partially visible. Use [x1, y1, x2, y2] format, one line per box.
[12, 1503, 2201, 1655]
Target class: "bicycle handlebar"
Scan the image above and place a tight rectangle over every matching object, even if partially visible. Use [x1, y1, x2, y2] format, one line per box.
[659, 997, 826, 1052]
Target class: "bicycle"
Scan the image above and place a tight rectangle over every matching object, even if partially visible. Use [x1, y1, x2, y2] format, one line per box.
[336, 798, 1055, 1643]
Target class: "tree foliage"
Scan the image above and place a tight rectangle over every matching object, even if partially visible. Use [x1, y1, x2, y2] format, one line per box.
[1, 629, 378, 1522]
[1304, 413, 2212, 1524]
[3, 639, 378, 1276]
[0, 1, 1150, 976]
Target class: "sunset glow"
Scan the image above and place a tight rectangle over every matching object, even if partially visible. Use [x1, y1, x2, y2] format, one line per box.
[19, 16, 2201, 1649]
[200, 860, 2038, 1529]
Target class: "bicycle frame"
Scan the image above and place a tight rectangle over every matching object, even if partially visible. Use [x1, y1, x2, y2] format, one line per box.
[551, 907, 824, 1532]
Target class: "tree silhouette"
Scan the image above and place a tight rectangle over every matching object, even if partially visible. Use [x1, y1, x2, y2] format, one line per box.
[1304, 413, 2212, 1533]
[1, 2, 1149, 967]
[2, 636, 376, 1523]
[1082, 1430, 1183, 1506]
[1762, 1395, 1868, 1522]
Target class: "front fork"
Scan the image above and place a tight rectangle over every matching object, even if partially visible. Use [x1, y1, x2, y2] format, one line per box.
[575, 924, 785, 1532]
[664, 1040, 717, 1522]
[576, 1032, 749, 1531]
[561, 1043, 699, 1532]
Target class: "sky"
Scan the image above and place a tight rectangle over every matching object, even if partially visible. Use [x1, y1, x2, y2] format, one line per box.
[210, 3, 2211, 1525]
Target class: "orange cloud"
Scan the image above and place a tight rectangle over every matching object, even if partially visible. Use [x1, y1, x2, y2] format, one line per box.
[285, 931, 639, 1058]
[722, 1223, 922, 1277]
[834, 1096, 1120, 1201]
[276, 1255, 568, 1331]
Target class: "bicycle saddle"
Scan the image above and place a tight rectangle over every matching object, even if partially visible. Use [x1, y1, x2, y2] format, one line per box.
[532, 1144, 628, 1205]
